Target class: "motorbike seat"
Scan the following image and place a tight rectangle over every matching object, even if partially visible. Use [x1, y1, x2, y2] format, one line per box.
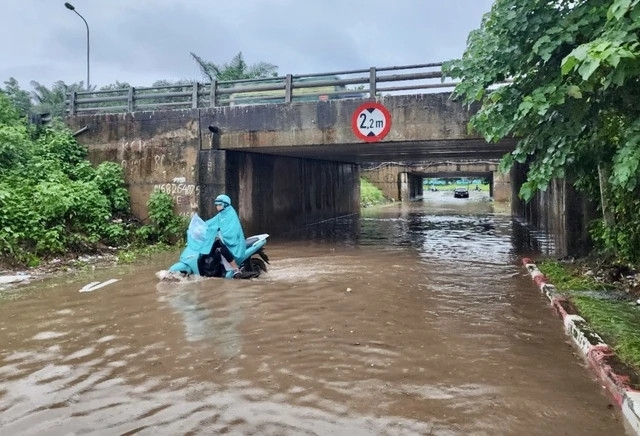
[245, 236, 259, 248]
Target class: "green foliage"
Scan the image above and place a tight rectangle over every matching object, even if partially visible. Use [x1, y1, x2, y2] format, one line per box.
[94, 162, 130, 214]
[0, 95, 130, 265]
[1, 78, 32, 117]
[539, 260, 640, 371]
[589, 186, 640, 262]
[117, 242, 172, 264]
[444, 0, 640, 262]
[573, 295, 640, 370]
[190, 51, 278, 81]
[30, 80, 86, 119]
[0, 93, 187, 266]
[539, 260, 614, 291]
[360, 178, 390, 206]
[136, 191, 187, 245]
[36, 123, 88, 176]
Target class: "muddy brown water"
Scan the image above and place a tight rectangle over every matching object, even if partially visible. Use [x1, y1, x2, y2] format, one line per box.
[0, 193, 629, 435]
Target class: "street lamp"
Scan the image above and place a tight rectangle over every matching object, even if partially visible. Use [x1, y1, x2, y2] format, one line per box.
[64, 2, 90, 90]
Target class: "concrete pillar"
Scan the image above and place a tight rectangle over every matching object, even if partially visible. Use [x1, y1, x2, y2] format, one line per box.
[399, 172, 410, 201]
[493, 170, 511, 203]
[198, 149, 228, 219]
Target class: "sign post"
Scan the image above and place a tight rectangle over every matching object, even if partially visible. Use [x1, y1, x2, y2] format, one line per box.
[351, 102, 392, 142]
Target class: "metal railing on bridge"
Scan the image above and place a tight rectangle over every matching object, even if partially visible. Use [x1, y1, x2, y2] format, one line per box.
[66, 63, 459, 115]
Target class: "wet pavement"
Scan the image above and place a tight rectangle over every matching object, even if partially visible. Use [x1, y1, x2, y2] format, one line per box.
[0, 192, 630, 435]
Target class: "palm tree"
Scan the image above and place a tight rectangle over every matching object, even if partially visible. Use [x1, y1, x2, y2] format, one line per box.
[190, 51, 278, 82]
[30, 80, 85, 119]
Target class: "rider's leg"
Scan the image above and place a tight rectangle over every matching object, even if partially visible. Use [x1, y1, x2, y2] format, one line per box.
[218, 244, 242, 277]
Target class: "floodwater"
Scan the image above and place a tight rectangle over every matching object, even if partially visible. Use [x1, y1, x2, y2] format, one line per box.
[0, 191, 629, 435]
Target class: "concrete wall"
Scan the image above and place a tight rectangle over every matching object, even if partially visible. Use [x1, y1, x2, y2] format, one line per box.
[201, 93, 480, 149]
[66, 110, 359, 236]
[68, 111, 202, 220]
[511, 163, 596, 257]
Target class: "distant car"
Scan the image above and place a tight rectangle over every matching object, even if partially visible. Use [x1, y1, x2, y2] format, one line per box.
[454, 187, 469, 198]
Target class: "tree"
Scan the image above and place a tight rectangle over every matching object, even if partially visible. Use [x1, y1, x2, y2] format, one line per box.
[444, 0, 640, 261]
[99, 81, 131, 91]
[0, 78, 32, 117]
[190, 51, 278, 81]
[30, 80, 86, 119]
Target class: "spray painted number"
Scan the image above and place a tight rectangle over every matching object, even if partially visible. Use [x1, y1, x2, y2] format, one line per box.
[351, 102, 392, 143]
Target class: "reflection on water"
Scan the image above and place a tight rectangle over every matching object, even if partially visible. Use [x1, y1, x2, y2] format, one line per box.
[0, 197, 627, 435]
[156, 281, 244, 359]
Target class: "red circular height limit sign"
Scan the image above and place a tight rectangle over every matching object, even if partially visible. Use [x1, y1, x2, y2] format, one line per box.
[351, 102, 392, 142]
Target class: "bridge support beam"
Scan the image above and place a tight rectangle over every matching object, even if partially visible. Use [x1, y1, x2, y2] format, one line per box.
[492, 170, 511, 202]
[399, 173, 423, 201]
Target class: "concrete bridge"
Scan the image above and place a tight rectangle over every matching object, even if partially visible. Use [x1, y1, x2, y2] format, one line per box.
[66, 64, 516, 236]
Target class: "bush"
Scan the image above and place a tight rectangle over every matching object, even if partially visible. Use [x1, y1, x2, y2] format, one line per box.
[135, 191, 187, 245]
[360, 178, 390, 206]
[0, 94, 140, 265]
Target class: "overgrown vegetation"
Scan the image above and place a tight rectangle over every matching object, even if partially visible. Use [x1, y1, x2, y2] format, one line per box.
[0, 93, 186, 268]
[539, 259, 640, 370]
[360, 178, 390, 207]
[190, 51, 278, 82]
[444, 0, 640, 264]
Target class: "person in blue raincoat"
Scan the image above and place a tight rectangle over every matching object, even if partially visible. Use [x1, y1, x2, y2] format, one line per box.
[205, 194, 246, 278]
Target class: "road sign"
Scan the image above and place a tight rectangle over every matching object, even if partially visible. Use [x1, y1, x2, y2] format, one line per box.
[351, 102, 392, 142]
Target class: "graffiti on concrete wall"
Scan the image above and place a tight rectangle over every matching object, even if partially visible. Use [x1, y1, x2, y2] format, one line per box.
[120, 154, 172, 175]
[153, 177, 200, 217]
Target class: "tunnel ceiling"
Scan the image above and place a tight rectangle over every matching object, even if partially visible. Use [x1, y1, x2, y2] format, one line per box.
[229, 138, 517, 164]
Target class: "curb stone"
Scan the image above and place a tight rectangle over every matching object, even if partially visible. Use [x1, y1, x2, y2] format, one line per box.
[522, 258, 640, 435]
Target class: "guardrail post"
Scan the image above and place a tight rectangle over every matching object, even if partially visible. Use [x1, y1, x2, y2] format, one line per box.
[209, 80, 217, 107]
[192, 83, 199, 109]
[285, 74, 293, 103]
[70, 91, 77, 116]
[127, 87, 135, 112]
[369, 67, 377, 98]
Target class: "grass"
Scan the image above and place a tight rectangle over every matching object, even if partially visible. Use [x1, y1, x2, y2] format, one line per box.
[426, 183, 490, 192]
[361, 178, 390, 207]
[116, 242, 176, 264]
[538, 259, 640, 371]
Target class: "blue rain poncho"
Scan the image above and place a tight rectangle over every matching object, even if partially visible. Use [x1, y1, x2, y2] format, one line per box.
[185, 214, 217, 255]
[205, 205, 246, 261]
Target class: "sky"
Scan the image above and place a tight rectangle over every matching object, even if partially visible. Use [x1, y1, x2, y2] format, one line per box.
[1, 0, 495, 90]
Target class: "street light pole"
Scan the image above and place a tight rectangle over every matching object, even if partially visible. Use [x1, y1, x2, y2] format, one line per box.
[64, 2, 90, 90]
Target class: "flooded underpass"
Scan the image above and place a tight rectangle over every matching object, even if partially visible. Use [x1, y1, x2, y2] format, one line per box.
[0, 193, 629, 435]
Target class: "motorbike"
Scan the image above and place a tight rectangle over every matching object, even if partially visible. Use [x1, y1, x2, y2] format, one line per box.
[167, 214, 270, 280]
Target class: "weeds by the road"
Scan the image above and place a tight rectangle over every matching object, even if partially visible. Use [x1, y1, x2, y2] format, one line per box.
[117, 243, 176, 264]
[538, 259, 640, 371]
[426, 183, 490, 192]
[361, 178, 391, 206]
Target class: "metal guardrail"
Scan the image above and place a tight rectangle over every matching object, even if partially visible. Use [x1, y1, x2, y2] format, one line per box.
[67, 62, 459, 115]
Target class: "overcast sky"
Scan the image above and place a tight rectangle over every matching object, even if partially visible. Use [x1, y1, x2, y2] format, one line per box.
[1, 0, 494, 89]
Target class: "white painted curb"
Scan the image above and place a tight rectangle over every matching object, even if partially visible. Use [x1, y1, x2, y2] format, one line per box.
[522, 258, 640, 435]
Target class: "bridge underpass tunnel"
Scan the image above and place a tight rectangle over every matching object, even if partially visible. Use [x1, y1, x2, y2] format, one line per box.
[421, 175, 493, 200]
[360, 162, 512, 203]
